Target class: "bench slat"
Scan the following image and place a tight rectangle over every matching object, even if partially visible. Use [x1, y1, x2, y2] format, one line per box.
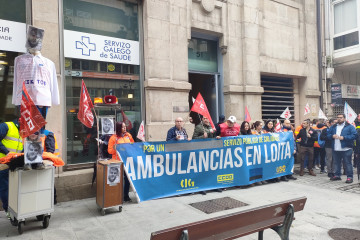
[150, 196, 306, 240]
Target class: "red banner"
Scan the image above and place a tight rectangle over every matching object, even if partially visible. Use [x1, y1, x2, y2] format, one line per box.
[190, 93, 215, 129]
[121, 110, 133, 130]
[19, 83, 47, 138]
[77, 80, 94, 128]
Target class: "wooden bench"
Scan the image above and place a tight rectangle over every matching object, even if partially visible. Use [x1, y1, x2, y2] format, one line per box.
[150, 196, 307, 240]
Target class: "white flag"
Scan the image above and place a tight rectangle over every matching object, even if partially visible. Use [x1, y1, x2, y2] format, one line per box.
[280, 107, 292, 119]
[136, 121, 145, 142]
[344, 102, 357, 124]
[304, 103, 310, 115]
[318, 108, 327, 120]
[192, 97, 195, 103]
[275, 118, 282, 132]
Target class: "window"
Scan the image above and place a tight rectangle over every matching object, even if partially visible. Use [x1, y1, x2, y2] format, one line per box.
[0, 0, 27, 122]
[333, 0, 358, 50]
[63, 0, 141, 165]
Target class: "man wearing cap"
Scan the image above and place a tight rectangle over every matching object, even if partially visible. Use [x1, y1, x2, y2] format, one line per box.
[217, 116, 240, 138]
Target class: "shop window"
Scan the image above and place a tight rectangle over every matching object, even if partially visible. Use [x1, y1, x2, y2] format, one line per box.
[0, 0, 26, 122]
[63, 0, 141, 165]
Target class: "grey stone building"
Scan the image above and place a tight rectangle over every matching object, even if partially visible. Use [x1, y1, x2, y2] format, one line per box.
[0, 0, 320, 200]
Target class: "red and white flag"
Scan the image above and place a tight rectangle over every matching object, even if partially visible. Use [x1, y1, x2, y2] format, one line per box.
[245, 106, 251, 122]
[121, 110, 133, 130]
[190, 93, 215, 128]
[344, 101, 357, 124]
[280, 107, 292, 119]
[275, 118, 282, 132]
[137, 121, 145, 142]
[19, 83, 47, 138]
[304, 103, 310, 115]
[77, 80, 94, 128]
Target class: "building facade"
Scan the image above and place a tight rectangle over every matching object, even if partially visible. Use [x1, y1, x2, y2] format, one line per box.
[0, 0, 320, 199]
[323, 0, 360, 117]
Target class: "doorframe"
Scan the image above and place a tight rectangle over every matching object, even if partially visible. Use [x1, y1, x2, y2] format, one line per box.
[188, 71, 221, 122]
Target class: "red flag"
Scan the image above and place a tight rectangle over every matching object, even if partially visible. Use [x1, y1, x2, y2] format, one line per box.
[245, 106, 251, 122]
[77, 80, 94, 128]
[19, 83, 47, 138]
[121, 110, 133, 130]
[190, 93, 215, 128]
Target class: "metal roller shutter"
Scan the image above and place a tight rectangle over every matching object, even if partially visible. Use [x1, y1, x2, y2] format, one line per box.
[261, 76, 294, 124]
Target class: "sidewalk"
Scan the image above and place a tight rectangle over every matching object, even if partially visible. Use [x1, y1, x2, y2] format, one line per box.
[0, 165, 359, 240]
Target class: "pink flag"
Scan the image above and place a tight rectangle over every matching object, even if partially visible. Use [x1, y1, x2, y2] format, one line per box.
[245, 106, 251, 122]
[137, 121, 145, 142]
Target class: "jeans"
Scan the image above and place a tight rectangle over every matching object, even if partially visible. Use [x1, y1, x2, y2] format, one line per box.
[0, 169, 9, 212]
[325, 148, 334, 174]
[333, 149, 353, 179]
[314, 148, 326, 170]
[299, 146, 314, 171]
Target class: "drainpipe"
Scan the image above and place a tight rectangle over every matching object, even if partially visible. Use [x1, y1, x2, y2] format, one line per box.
[316, 0, 324, 109]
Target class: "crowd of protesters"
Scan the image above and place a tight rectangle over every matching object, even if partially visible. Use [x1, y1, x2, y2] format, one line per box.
[166, 113, 359, 185]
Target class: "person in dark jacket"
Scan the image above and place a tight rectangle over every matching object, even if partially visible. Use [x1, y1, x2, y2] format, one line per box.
[320, 118, 337, 178]
[327, 114, 358, 183]
[192, 116, 216, 139]
[166, 117, 190, 141]
[296, 119, 318, 176]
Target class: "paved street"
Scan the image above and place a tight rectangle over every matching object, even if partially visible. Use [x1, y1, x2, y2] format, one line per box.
[0, 165, 359, 240]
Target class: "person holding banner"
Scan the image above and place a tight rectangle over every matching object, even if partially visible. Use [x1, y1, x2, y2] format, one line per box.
[251, 121, 264, 135]
[262, 120, 275, 133]
[108, 122, 134, 201]
[166, 117, 190, 141]
[239, 121, 252, 135]
[216, 116, 240, 138]
[281, 119, 297, 181]
[192, 116, 216, 139]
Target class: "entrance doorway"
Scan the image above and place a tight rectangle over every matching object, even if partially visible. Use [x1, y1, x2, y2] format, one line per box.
[189, 73, 218, 125]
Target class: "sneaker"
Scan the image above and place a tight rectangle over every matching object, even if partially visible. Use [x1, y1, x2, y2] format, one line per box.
[345, 178, 353, 184]
[328, 173, 334, 178]
[330, 176, 341, 181]
[23, 164, 32, 171]
[200, 191, 207, 195]
[315, 165, 320, 170]
[5, 211, 10, 220]
[320, 170, 325, 174]
[214, 188, 223, 192]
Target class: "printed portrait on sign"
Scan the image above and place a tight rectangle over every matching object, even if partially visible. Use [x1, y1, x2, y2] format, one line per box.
[24, 139, 43, 164]
[101, 117, 114, 135]
[107, 164, 120, 185]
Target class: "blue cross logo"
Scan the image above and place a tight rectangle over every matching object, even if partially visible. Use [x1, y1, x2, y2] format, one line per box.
[76, 36, 96, 56]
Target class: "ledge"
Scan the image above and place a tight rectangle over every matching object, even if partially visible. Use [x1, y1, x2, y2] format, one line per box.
[223, 85, 264, 94]
[144, 79, 192, 91]
[305, 90, 321, 97]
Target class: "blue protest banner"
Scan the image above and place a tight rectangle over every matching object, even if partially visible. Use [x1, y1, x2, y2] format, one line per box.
[116, 132, 295, 202]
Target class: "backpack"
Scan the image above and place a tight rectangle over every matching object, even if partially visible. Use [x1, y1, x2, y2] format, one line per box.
[317, 133, 325, 148]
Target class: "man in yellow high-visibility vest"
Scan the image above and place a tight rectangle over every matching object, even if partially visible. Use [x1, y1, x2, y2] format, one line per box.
[0, 120, 23, 218]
